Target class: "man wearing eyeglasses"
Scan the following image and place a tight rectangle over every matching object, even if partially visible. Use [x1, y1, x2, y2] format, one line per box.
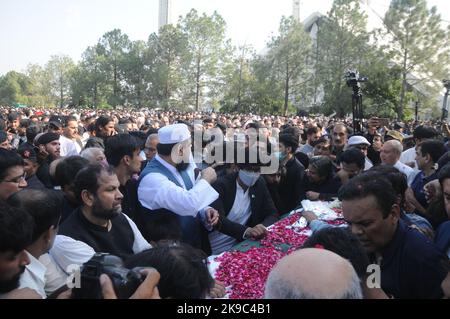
[0, 149, 27, 201]
[143, 133, 159, 162]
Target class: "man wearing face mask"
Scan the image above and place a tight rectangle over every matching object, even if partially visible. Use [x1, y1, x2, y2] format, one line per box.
[138, 124, 220, 255]
[208, 146, 279, 255]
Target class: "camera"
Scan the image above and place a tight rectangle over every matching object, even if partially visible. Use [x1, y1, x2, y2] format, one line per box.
[72, 253, 144, 299]
[443, 79, 450, 90]
[345, 70, 368, 87]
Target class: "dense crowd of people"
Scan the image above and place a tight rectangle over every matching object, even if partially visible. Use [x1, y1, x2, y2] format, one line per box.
[0, 105, 449, 299]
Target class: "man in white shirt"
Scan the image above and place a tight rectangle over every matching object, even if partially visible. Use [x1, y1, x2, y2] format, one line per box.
[400, 125, 438, 172]
[381, 140, 416, 186]
[7, 188, 65, 298]
[138, 124, 219, 254]
[59, 116, 81, 157]
[0, 202, 37, 298]
[208, 145, 279, 255]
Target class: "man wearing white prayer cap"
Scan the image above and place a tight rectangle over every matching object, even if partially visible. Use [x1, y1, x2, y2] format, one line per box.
[347, 135, 373, 171]
[138, 123, 219, 254]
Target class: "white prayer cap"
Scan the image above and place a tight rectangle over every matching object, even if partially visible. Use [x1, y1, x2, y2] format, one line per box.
[158, 123, 191, 144]
[348, 135, 370, 146]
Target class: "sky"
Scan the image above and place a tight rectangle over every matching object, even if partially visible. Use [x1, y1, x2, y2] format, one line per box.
[0, 0, 449, 75]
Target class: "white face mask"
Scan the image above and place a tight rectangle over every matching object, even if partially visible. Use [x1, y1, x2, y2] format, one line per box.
[239, 170, 260, 187]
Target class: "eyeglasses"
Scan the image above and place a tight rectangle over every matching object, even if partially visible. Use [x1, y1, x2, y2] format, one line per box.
[1, 173, 27, 184]
[314, 145, 330, 151]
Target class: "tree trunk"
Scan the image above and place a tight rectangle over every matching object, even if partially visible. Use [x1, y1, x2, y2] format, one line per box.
[60, 72, 64, 108]
[137, 75, 142, 109]
[113, 61, 118, 107]
[195, 55, 201, 111]
[283, 62, 290, 116]
[399, 48, 408, 120]
[236, 56, 243, 110]
[165, 55, 171, 103]
[94, 81, 98, 109]
[94, 64, 98, 109]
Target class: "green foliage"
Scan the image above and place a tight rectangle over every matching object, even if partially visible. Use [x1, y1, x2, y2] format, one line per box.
[45, 55, 75, 107]
[1, 4, 448, 118]
[0, 71, 33, 105]
[382, 0, 450, 119]
[179, 9, 233, 111]
[266, 16, 313, 115]
[315, 0, 371, 117]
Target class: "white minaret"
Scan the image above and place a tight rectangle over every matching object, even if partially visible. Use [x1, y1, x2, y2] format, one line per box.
[293, 0, 300, 22]
[159, 0, 173, 30]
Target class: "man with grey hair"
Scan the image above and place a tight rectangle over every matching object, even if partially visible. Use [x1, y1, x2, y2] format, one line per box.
[264, 248, 362, 299]
[80, 147, 108, 167]
[143, 133, 159, 162]
[380, 140, 416, 186]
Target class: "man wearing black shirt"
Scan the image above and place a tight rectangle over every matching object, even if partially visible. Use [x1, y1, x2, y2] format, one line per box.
[53, 156, 89, 223]
[104, 134, 144, 231]
[277, 132, 306, 214]
[339, 174, 447, 299]
[35, 132, 61, 189]
[55, 164, 150, 263]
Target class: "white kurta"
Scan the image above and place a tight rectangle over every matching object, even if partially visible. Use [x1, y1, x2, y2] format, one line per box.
[138, 155, 219, 217]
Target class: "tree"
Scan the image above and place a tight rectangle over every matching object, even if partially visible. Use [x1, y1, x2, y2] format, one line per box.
[45, 55, 75, 107]
[221, 44, 257, 113]
[0, 71, 32, 105]
[71, 45, 108, 108]
[97, 29, 131, 107]
[148, 24, 189, 109]
[266, 16, 313, 115]
[316, 0, 370, 117]
[383, 0, 450, 119]
[122, 40, 148, 108]
[25, 64, 53, 107]
[249, 55, 287, 115]
[179, 9, 232, 111]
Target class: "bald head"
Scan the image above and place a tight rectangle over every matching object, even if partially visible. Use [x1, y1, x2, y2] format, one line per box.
[264, 248, 362, 299]
[380, 140, 403, 165]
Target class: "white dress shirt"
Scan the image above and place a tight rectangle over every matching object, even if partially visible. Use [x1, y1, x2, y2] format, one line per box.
[39, 253, 68, 296]
[364, 157, 373, 171]
[394, 161, 417, 186]
[400, 147, 419, 173]
[208, 181, 252, 255]
[138, 155, 219, 217]
[19, 251, 47, 298]
[59, 135, 79, 157]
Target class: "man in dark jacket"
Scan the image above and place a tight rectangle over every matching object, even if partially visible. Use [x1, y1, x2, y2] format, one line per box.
[209, 148, 279, 255]
[277, 132, 306, 213]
